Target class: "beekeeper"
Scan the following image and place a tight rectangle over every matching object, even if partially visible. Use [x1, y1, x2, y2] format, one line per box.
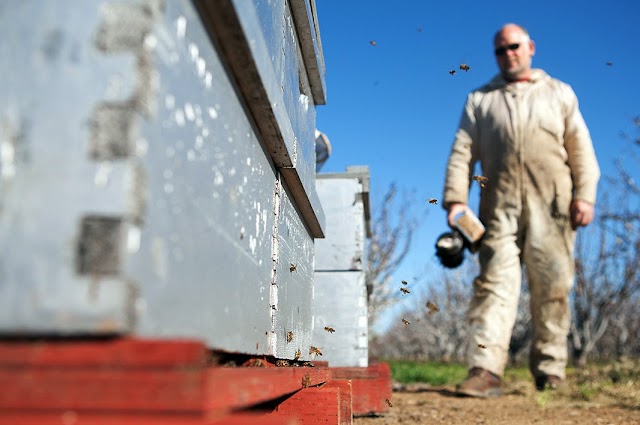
[443, 23, 600, 398]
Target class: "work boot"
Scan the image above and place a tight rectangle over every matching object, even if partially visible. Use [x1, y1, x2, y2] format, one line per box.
[535, 374, 562, 391]
[456, 367, 502, 398]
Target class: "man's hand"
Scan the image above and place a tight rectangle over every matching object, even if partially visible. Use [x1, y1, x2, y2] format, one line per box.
[570, 199, 595, 230]
[447, 202, 468, 228]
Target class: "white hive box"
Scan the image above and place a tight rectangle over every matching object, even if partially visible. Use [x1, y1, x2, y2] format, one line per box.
[0, 0, 326, 361]
[313, 166, 371, 367]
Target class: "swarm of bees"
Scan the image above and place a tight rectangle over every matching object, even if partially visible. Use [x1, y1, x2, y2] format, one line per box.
[287, 331, 294, 343]
[402, 318, 410, 325]
[385, 398, 393, 407]
[426, 301, 440, 316]
[400, 287, 410, 295]
[275, 359, 290, 367]
[289, 263, 297, 272]
[324, 326, 336, 333]
[428, 198, 438, 204]
[459, 63, 470, 71]
[309, 346, 323, 356]
[478, 344, 487, 349]
[472, 175, 489, 188]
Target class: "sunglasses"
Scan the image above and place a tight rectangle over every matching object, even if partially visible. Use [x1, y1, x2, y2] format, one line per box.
[494, 43, 520, 56]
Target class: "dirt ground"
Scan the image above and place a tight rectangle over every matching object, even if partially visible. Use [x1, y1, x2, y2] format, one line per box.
[355, 376, 640, 425]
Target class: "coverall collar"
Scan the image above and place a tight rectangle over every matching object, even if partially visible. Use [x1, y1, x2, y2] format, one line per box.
[486, 68, 549, 90]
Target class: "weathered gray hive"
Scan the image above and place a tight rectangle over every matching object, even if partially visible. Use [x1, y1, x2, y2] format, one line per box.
[0, 0, 326, 361]
[313, 166, 371, 367]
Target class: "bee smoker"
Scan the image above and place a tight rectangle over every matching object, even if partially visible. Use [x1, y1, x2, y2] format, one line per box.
[435, 209, 485, 268]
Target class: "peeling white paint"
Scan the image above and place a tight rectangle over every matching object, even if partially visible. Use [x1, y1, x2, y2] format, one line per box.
[127, 225, 141, 253]
[298, 93, 309, 112]
[143, 34, 158, 50]
[188, 42, 199, 61]
[213, 170, 224, 186]
[151, 237, 168, 281]
[204, 71, 212, 88]
[184, 103, 195, 121]
[176, 15, 186, 39]
[174, 109, 185, 127]
[197, 58, 206, 77]
[164, 94, 175, 109]
[135, 138, 149, 157]
[207, 107, 218, 119]
[94, 162, 112, 187]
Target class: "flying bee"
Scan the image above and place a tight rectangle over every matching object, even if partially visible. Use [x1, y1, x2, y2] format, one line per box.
[324, 326, 336, 333]
[369, 40, 377, 46]
[287, 330, 294, 343]
[400, 287, 410, 295]
[401, 280, 408, 285]
[478, 344, 487, 349]
[289, 263, 297, 272]
[402, 318, 410, 325]
[460, 63, 470, 71]
[472, 175, 489, 188]
[428, 198, 438, 204]
[426, 301, 440, 316]
[294, 349, 301, 361]
[606, 61, 613, 66]
[449, 69, 456, 75]
[385, 398, 393, 407]
[309, 346, 323, 356]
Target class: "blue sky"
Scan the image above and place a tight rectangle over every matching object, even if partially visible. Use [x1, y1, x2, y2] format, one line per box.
[314, 0, 640, 328]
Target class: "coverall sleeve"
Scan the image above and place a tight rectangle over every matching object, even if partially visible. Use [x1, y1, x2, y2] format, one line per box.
[443, 93, 479, 209]
[563, 86, 600, 204]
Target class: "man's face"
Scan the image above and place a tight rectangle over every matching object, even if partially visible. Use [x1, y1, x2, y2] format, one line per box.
[494, 26, 535, 81]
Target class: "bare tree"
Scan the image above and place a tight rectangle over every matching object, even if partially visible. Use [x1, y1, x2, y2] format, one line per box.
[570, 118, 640, 365]
[367, 183, 423, 328]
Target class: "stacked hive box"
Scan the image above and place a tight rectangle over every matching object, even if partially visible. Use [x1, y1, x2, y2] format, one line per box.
[0, 0, 326, 362]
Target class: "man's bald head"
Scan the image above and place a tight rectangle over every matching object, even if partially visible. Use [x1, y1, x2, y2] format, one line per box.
[493, 23, 535, 82]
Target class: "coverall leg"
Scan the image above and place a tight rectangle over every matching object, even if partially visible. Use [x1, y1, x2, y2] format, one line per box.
[523, 197, 576, 380]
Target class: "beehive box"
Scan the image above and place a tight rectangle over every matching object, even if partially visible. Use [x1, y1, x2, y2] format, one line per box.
[0, 0, 325, 361]
[313, 166, 371, 367]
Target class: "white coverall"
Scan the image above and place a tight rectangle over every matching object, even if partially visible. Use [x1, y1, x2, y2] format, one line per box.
[443, 69, 600, 379]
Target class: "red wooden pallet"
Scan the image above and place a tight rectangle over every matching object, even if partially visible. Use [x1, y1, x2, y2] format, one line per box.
[331, 361, 392, 416]
[0, 338, 349, 424]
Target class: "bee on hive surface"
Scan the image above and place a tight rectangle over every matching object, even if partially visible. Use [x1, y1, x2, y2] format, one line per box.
[324, 326, 336, 333]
